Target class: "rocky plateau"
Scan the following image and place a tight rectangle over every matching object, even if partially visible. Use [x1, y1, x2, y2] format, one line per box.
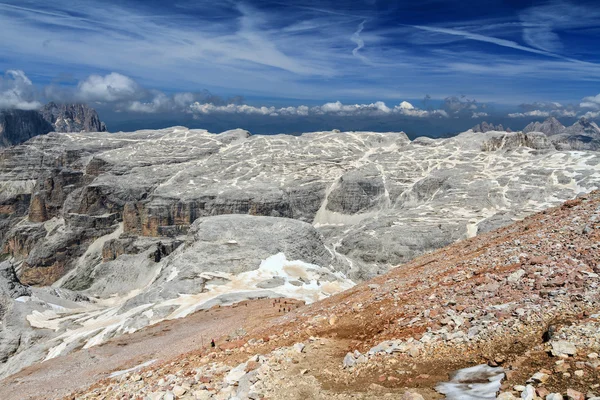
[0, 120, 599, 398]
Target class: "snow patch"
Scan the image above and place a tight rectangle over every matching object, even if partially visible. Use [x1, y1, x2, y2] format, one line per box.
[108, 359, 157, 378]
[436, 364, 504, 400]
[160, 252, 355, 319]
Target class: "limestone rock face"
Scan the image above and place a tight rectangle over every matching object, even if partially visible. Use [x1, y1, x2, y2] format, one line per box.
[524, 116, 600, 150]
[523, 116, 565, 135]
[0, 110, 53, 147]
[0, 103, 106, 148]
[326, 165, 387, 214]
[0, 126, 599, 379]
[480, 131, 553, 151]
[472, 121, 507, 133]
[1, 127, 600, 286]
[0, 261, 30, 301]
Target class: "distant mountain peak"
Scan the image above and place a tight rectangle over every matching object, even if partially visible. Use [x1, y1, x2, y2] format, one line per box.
[0, 103, 107, 147]
[471, 121, 509, 133]
[523, 116, 565, 135]
[40, 102, 107, 133]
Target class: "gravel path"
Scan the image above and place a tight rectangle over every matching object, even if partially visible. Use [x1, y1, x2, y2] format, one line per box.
[0, 299, 282, 400]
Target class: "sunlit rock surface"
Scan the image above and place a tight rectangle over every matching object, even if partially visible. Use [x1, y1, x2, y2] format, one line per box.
[1, 126, 600, 377]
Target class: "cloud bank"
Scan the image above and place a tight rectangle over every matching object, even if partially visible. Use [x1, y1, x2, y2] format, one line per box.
[0, 70, 42, 110]
[1, 70, 599, 126]
[188, 100, 448, 118]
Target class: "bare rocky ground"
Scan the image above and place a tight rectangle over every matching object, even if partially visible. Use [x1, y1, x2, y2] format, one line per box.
[0, 299, 291, 400]
[57, 190, 600, 400]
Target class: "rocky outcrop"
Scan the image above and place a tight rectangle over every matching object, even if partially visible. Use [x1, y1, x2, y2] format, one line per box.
[326, 165, 387, 214]
[40, 102, 106, 133]
[523, 116, 565, 135]
[472, 121, 508, 133]
[0, 261, 30, 301]
[480, 131, 554, 151]
[524, 116, 600, 150]
[1, 126, 600, 383]
[1, 127, 600, 287]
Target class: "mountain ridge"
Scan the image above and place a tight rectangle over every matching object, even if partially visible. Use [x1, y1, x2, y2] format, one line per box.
[0, 103, 106, 147]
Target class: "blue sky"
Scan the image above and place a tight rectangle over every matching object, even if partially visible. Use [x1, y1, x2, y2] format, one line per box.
[1, 0, 600, 135]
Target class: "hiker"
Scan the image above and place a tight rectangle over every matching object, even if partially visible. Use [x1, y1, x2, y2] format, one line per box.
[211, 339, 215, 348]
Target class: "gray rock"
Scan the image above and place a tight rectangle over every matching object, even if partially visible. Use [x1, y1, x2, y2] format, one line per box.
[524, 116, 600, 151]
[472, 122, 506, 133]
[343, 352, 356, 368]
[0, 261, 31, 300]
[521, 385, 535, 400]
[523, 117, 565, 136]
[0, 109, 53, 147]
[551, 340, 577, 356]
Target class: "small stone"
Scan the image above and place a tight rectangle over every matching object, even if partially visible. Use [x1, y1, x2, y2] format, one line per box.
[514, 385, 526, 392]
[588, 352, 599, 359]
[293, 343, 305, 353]
[530, 371, 550, 383]
[574, 370, 584, 377]
[497, 393, 517, 400]
[508, 269, 526, 283]
[343, 353, 356, 368]
[521, 385, 535, 400]
[192, 390, 212, 400]
[401, 392, 425, 400]
[149, 392, 166, 400]
[566, 388, 585, 400]
[172, 386, 187, 397]
[546, 394, 563, 400]
[551, 341, 577, 357]
[536, 387, 550, 398]
[408, 346, 420, 358]
[164, 392, 175, 400]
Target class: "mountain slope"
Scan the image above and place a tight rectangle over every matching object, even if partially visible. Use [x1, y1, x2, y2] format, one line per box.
[56, 189, 600, 400]
[0, 127, 600, 390]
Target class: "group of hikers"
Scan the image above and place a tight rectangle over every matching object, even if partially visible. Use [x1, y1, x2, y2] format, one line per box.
[272, 298, 299, 313]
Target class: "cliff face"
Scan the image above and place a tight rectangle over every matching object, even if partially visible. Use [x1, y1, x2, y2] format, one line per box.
[0, 110, 53, 147]
[40, 102, 106, 133]
[1, 127, 600, 289]
[1, 127, 600, 383]
[0, 103, 106, 148]
[524, 116, 600, 150]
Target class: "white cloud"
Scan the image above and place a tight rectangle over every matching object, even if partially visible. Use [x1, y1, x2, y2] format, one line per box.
[581, 94, 600, 110]
[127, 92, 171, 113]
[582, 111, 600, 120]
[77, 72, 141, 102]
[351, 20, 371, 65]
[471, 112, 489, 118]
[508, 110, 551, 118]
[0, 70, 42, 110]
